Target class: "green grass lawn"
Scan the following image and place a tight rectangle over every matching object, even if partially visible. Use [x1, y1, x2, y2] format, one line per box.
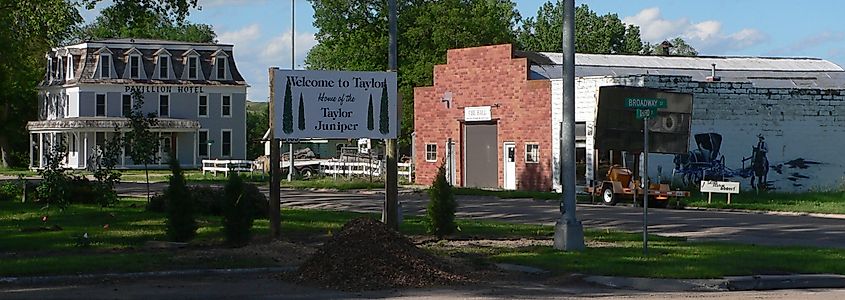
[3, 195, 845, 279]
[683, 190, 845, 214]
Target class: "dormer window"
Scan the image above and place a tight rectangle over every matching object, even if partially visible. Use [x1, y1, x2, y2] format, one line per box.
[188, 56, 199, 79]
[129, 55, 140, 78]
[216, 57, 226, 79]
[57, 57, 63, 80]
[158, 55, 170, 79]
[47, 57, 53, 80]
[66, 55, 74, 79]
[100, 54, 111, 78]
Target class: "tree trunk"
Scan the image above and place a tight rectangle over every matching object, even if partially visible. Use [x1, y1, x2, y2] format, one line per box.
[144, 164, 150, 203]
[0, 135, 11, 168]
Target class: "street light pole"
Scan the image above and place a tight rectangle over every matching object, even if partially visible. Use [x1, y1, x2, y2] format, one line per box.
[553, 0, 585, 251]
[382, 0, 400, 230]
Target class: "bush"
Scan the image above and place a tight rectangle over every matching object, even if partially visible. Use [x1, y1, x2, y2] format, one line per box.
[426, 162, 457, 239]
[0, 181, 22, 201]
[149, 183, 268, 219]
[164, 159, 197, 242]
[222, 173, 256, 246]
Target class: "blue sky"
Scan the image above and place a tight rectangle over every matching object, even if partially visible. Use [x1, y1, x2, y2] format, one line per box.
[80, 0, 845, 102]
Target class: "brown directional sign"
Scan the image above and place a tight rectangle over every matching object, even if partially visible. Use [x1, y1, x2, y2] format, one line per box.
[594, 86, 693, 154]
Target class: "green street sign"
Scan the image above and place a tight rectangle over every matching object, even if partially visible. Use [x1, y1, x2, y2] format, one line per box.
[625, 97, 667, 109]
[636, 108, 657, 120]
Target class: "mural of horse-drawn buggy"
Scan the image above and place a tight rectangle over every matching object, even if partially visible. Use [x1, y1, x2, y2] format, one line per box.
[673, 132, 771, 190]
[673, 133, 731, 185]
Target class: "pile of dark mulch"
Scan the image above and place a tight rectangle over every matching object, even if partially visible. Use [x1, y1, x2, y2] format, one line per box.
[294, 217, 465, 291]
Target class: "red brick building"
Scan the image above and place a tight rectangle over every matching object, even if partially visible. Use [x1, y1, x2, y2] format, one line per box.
[414, 44, 552, 190]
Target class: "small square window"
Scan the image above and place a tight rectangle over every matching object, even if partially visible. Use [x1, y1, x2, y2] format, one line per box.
[425, 144, 437, 162]
[525, 143, 540, 163]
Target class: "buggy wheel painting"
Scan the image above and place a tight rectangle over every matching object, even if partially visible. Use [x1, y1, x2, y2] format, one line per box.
[300, 167, 315, 180]
[601, 186, 617, 206]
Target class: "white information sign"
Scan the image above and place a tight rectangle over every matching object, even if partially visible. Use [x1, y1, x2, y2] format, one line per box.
[700, 181, 740, 194]
[464, 106, 492, 121]
[271, 69, 398, 139]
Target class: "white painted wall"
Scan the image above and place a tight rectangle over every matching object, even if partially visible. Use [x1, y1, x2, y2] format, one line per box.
[553, 74, 845, 192]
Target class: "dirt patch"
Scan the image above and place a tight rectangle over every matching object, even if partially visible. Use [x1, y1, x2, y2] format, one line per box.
[173, 239, 315, 267]
[293, 217, 466, 291]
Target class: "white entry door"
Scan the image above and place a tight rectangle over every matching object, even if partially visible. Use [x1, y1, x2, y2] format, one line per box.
[503, 142, 516, 190]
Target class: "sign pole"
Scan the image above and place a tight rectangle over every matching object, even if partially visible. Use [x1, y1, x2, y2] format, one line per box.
[382, 0, 400, 230]
[643, 116, 649, 256]
[268, 68, 281, 239]
[288, 0, 296, 182]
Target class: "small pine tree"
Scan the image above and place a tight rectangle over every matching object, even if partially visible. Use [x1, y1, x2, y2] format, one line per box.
[426, 162, 457, 239]
[367, 94, 374, 131]
[379, 85, 389, 134]
[297, 93, 306, 130]
[165, 158, 197, 242]
[222, 173, 255, 247]
[283, 77, 294, 134]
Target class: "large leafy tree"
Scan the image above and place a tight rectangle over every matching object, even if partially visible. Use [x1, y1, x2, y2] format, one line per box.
[76, 2, 215, 43]
[306, 0, 521, 153]
[516, 2, 643, 54]
[0, 0, 204, 168]
[0, 0, 81, 167]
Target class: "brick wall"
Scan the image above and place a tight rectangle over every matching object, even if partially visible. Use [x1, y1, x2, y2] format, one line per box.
[414, 44, 552, 190]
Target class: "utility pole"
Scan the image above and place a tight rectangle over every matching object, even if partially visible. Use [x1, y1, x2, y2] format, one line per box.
[287, 0, 295, 181]
[553, 0, 585, 251]
[269, 68, 281, 239]
[382, 0, 400, 230]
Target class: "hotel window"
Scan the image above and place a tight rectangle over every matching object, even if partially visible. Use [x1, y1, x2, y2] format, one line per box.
[425, 144, 437, 162]
[198, 130, 209, 157]
[198, 95, 208, 117]
[129, 55, 140, 78]
[67, 55, 74, 79]
[57, 57, 63, 80]
[187, 56, 199, 79]
[216, 57, 226, 79]
[221, 95, 231, 117]
[158, 56, 169, 79]
[221, 130, 232, 157]
[122, 94, 132, 117]
[159, 94, 169, 117]
[96, 94, 106, 116]
[95, 132, 105, 149]
[525, 143, 540, 163]
[100, 54, 111, 78]
[47, 58, 53, 79]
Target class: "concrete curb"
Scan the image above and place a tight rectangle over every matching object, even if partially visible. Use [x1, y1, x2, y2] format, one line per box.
[679, 206, 845, 220]
[0, 267, 296, 285]
[725, 274, 845, 291]
[584, 274, 845, 292]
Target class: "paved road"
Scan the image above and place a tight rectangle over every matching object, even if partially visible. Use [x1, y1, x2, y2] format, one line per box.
[114, 182, 845, 249]
[3, 272, 845, 300]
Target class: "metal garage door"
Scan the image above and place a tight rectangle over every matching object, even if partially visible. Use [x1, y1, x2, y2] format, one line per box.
[464, 123, 498, 188]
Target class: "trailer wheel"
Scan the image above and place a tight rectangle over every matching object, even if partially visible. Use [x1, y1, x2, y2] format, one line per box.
[300, 167, 315, 180]
[601, 186, 617, 206]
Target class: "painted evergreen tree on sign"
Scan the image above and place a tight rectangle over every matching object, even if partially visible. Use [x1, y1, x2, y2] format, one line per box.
[367, 94, 374, 131]
[297, 93, 305, 130]
[283, 77, 294, 134]
[379, 85, 389, 134]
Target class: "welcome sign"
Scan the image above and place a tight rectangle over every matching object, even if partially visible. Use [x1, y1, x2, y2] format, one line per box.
[270, 69, 398, 139]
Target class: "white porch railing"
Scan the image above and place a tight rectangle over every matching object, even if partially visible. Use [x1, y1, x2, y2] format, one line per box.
[201, 159, 255, 176]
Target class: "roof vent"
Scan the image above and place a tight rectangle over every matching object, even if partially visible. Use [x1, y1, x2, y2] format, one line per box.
[706, 63, 721, 81]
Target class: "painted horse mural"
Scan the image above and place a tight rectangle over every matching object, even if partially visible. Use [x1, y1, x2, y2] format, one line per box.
[741, 134, 769, 190]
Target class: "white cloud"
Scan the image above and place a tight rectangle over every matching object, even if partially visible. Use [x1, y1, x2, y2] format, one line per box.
[623, 7, 768, 53]
[217, 23, 262, 46]
[198, 0, 266, 8]
[259, 30, 318, 68]
[769, 31, 845, 55]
